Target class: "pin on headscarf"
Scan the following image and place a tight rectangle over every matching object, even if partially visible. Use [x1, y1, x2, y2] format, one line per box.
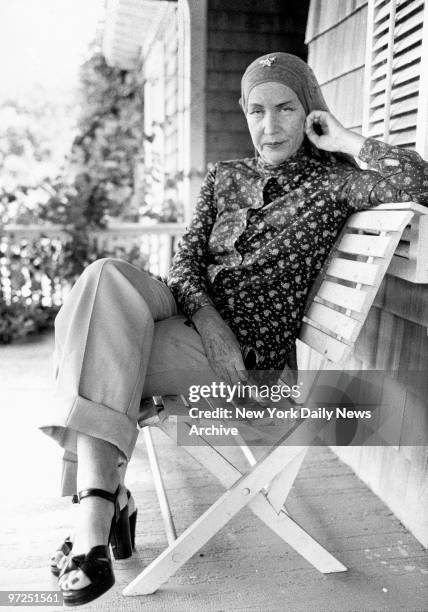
[239, 52, 330, 115]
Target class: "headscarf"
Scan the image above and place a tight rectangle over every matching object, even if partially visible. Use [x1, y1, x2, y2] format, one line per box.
[240, 52, 329, 115]
[239, 52, 357, 167]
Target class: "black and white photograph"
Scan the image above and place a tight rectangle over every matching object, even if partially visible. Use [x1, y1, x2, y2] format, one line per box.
[0, 0, 427, 610]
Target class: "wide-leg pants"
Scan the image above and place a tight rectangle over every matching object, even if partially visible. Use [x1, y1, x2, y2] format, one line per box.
[39, 258, 217, 496]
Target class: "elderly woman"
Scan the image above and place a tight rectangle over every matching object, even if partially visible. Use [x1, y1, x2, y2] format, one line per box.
[41, 52, 428, 605]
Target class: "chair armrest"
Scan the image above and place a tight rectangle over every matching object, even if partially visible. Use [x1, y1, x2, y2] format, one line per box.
[373, 202, 427, 215]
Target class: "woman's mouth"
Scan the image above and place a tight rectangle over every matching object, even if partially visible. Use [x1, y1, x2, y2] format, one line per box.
[263, 141, 285, 149]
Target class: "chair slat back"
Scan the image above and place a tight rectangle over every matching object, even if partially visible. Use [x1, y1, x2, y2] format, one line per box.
[299, 208, 414, 364]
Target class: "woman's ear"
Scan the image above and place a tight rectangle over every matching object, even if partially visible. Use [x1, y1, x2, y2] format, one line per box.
[238, 97, 246, 113]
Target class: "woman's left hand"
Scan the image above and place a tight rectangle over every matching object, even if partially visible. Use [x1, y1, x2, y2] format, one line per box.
[305, 110, 365, 157]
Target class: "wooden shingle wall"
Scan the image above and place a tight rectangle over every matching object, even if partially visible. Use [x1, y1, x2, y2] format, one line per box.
[305, 0, 428, 546]
[205, 0, 310, 163]
[306, 0, 369, 131]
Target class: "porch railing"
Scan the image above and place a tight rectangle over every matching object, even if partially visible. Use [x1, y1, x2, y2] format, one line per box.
[0, 222, 186, 310]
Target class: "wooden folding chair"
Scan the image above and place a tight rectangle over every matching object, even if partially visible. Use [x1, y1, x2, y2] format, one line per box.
[123, 205, 415, 596]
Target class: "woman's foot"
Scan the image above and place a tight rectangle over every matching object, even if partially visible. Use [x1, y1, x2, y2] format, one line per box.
[50, 487, 136, 576]
[59, 545, 114, 607]
[57, 486, 135, 605]
[69, 491, 120, 556]
[49, 497, 79, 577]
[49, 537, 73, 577]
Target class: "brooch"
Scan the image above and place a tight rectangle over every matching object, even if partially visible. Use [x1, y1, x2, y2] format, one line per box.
[259, 56, 276, 67]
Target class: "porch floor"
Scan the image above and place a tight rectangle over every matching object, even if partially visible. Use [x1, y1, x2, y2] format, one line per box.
[0, 332, 426, 611]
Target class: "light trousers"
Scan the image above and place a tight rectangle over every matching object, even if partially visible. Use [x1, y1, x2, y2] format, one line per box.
[39, 258, 217, 496]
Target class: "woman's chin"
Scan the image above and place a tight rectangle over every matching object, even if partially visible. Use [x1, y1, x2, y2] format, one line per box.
[260, 147, 290, 166]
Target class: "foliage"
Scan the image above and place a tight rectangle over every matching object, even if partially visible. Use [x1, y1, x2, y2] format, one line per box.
[68, 47, 146, 225]
[0, 233, 63, 343]
[0, 86, 75, 193]
[0, 41, 155, 344]
[0, 231, 151, 344]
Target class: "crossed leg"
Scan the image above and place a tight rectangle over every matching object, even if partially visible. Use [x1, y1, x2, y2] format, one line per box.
[39, 258, 218, 598]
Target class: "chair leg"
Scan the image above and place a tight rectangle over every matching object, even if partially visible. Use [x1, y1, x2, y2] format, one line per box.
[143, 427, 177, 545]
[265, 447, 308, 512]
[124, 418, 346, 596]
[160, 423, 346, 574]
[232, 432, 307, 508]
[124, 441, 306, 596]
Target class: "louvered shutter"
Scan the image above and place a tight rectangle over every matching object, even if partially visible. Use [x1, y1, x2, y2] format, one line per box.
[363, 0, 428, 153]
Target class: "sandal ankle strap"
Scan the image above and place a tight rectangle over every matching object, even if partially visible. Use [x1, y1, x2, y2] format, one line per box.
[77, 486, 120, 507]
[72, 486, 127, 505]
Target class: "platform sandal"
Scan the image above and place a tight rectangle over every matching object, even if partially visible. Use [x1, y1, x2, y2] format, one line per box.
[58, 485, 133, 607]
[49, 489, 137, 577]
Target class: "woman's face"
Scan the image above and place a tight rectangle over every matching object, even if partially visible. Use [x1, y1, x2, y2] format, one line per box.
[246, 82, 306, 166]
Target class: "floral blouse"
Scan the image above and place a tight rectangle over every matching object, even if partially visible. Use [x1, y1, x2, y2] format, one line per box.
[167, 138, 428, 371]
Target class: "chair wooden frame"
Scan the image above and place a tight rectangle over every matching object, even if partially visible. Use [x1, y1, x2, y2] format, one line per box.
[123, 205, 415, 596]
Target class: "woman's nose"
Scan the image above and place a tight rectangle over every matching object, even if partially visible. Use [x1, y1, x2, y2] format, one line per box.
[263, 111, 279, 134]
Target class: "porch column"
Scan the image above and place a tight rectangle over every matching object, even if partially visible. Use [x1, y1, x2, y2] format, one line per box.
[178, 0, 207, 223]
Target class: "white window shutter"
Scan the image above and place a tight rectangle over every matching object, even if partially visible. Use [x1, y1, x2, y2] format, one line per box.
[415, 0, 428, 157]
[363, 0, 427, 151]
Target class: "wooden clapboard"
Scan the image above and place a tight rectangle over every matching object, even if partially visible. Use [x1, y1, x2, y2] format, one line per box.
[299, 208, 414, 363]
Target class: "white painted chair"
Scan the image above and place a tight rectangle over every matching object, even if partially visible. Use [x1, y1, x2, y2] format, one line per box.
[124, 205, 416, 597]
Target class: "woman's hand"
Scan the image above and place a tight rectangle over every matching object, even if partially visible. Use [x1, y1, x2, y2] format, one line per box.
[305, 110, 365, 157]
[192, 305, 248, 384]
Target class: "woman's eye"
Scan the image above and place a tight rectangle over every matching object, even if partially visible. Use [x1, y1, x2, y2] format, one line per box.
[250, 109, 263, 116]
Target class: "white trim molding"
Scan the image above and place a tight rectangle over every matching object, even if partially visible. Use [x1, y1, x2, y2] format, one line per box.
[103, 0, 172, 70]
